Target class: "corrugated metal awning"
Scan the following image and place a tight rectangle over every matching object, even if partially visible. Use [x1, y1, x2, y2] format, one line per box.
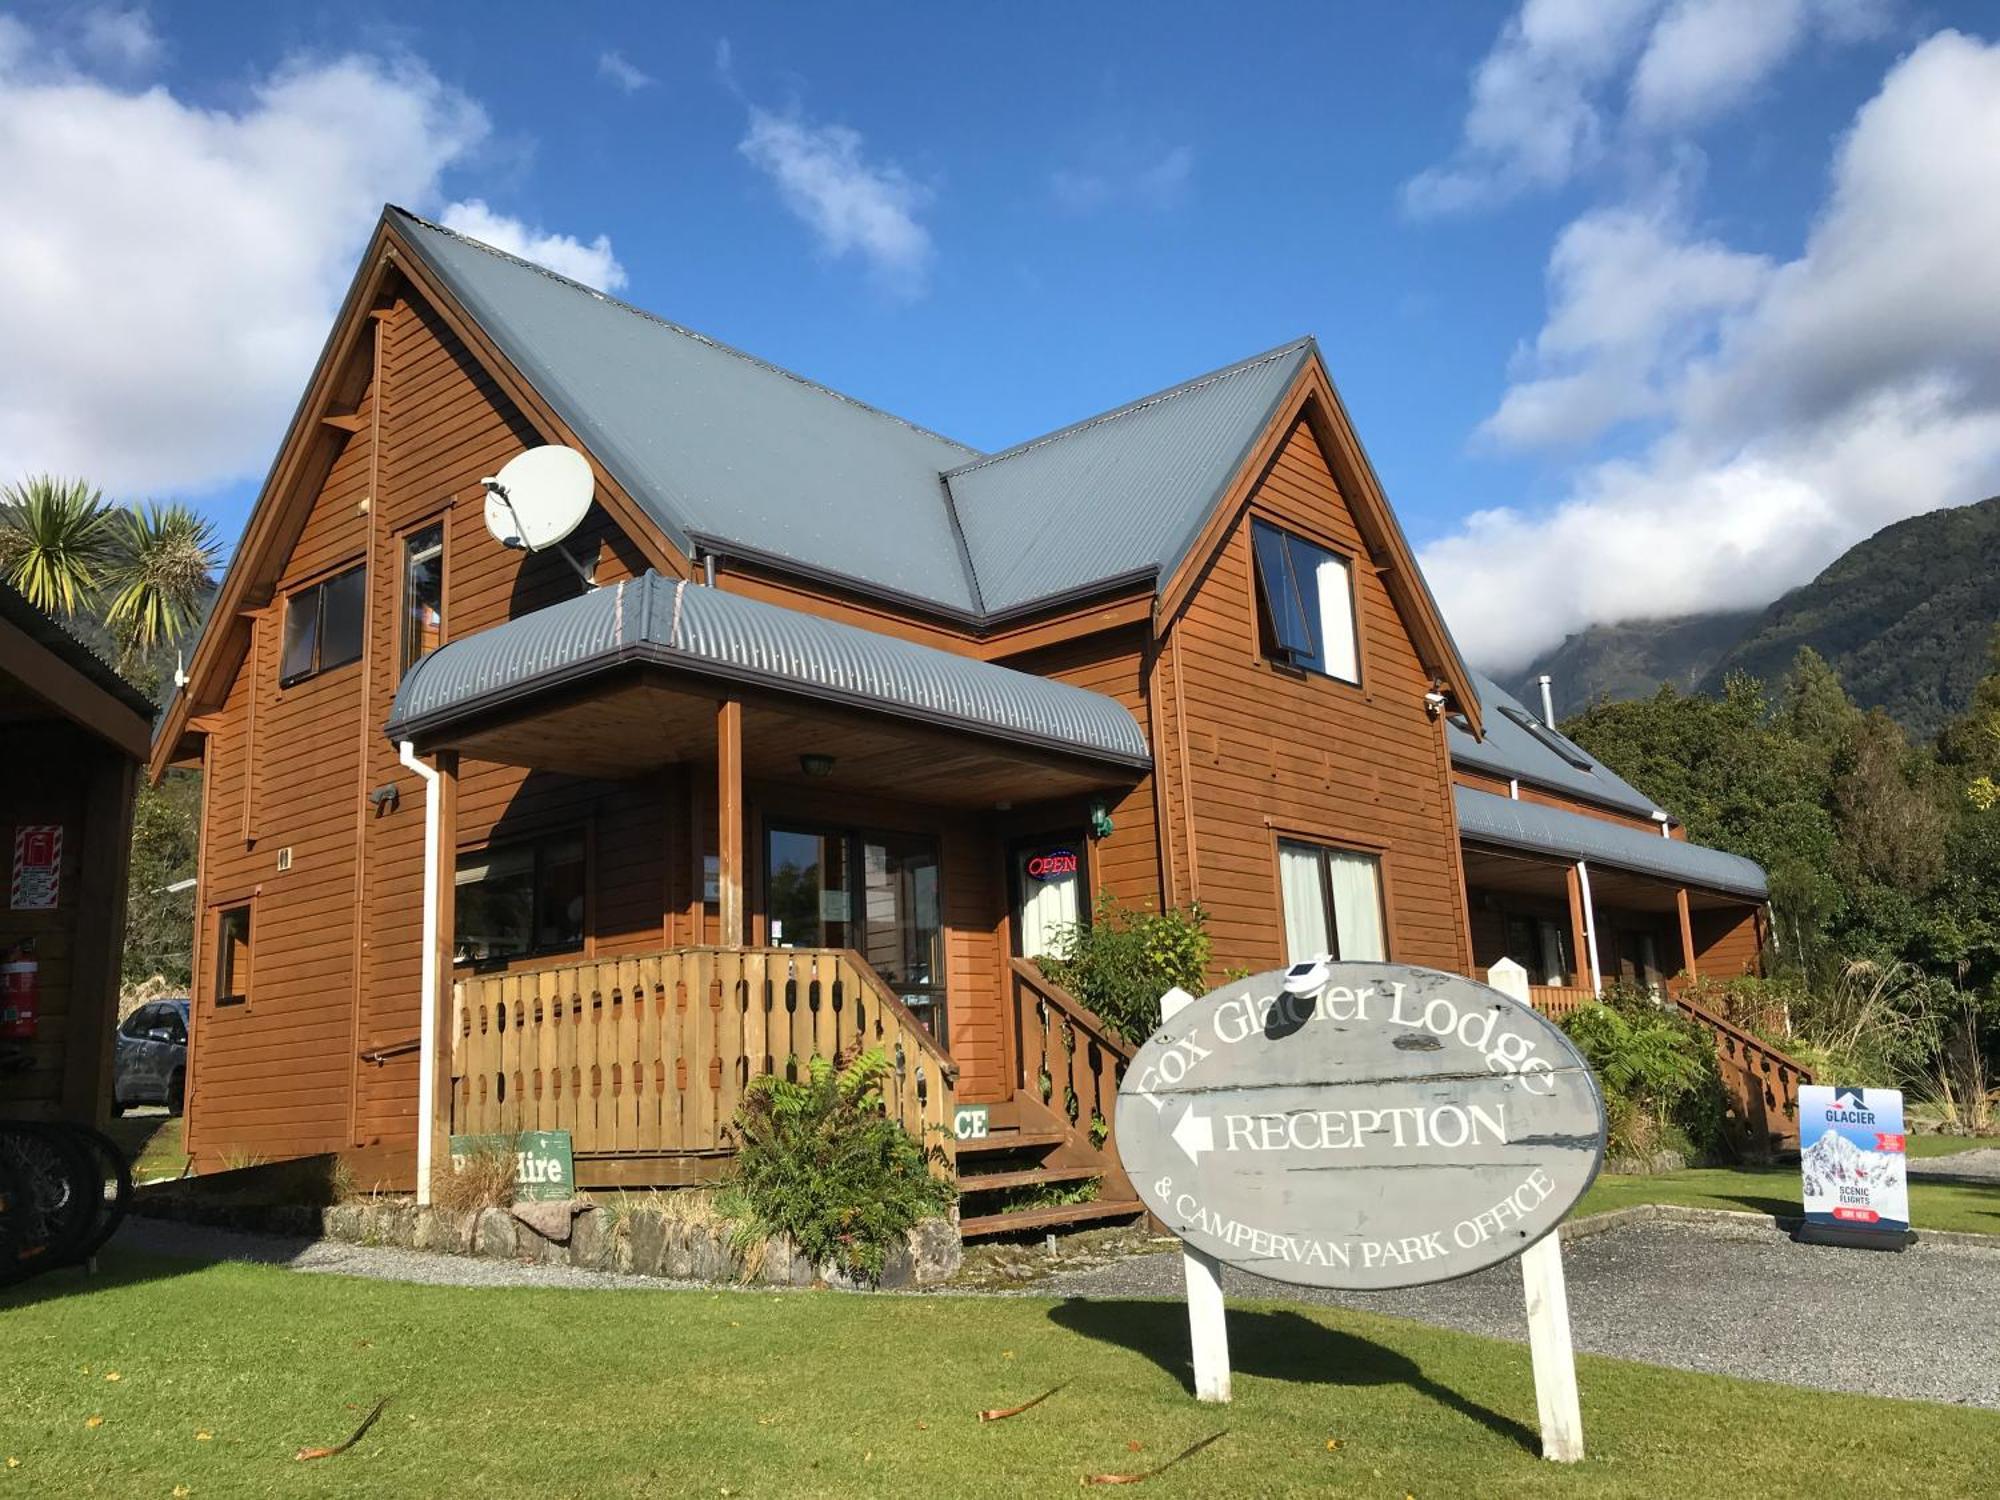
[1454, 786, 1768, 901]
[385, 573, 1152, 770]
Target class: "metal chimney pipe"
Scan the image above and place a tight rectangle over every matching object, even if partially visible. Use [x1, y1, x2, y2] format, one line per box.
[1537, 674, 1556, 727]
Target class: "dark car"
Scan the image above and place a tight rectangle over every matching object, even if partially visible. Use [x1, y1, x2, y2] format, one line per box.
[113, 999, 188, 1115]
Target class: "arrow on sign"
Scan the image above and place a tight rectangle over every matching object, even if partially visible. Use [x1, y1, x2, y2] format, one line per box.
[1172, 1106, 1213, 1164]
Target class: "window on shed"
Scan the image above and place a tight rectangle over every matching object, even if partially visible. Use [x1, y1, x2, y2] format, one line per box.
[401, 524, 445, 676]
[280, 564, 366, 685]
[1250, 520, 1359, 683]
[454, 831, 586, 965]
[215, 906, 251, 1006]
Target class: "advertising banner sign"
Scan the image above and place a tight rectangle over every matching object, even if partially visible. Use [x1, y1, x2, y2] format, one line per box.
[448, 1130, 575, 1202]
[1799, 1085, 1908, 1236]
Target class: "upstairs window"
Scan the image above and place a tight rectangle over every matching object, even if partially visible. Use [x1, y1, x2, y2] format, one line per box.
[454, 831, 586, 965]
[215, 905, 251, 1007]
[1251, 519, 1359, 683]
[281, 564, 365, 685]
[400, 524, 445, 677]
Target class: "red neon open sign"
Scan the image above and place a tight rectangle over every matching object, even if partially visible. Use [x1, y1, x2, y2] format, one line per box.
[1026, 850, 1079, 881]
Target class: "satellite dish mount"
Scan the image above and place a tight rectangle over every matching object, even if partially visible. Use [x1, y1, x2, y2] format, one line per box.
[481, 444, 598, 589]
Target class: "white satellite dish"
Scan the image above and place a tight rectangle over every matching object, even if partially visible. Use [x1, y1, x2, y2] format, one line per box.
[481, 445, 593, 552]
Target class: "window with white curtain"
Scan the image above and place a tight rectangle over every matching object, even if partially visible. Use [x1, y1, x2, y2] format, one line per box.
[1015, 843, 1083, 960]
[1278, 839, 1387, 963]
[1250, 519, 1360, 683]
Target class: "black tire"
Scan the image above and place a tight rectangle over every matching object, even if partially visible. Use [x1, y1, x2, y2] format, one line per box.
[56, 1123, 133, 1266]
[0, 1149, 31, 1290]
[167, 1070, 186, 1116]
[0, 1123, 95, 1284]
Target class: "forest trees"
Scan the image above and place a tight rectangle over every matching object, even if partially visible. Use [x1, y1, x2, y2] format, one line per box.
[1563, 643, 2000, 1108]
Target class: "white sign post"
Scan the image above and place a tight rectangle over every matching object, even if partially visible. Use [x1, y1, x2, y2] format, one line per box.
[1160, 984, 1231, 1403]
[1487, 958, 1585, 1462]
[1124, 960, 1599, 1462]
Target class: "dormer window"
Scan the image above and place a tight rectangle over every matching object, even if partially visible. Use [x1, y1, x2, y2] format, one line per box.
[1250, 519, 1360, 684]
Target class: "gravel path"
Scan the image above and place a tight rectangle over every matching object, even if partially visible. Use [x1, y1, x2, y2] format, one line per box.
[115, 1213, 2000, 1408]
[1910, 1147, 2000, 1184]
[1035, 1217, 2000, 1409]
[114, 1217, 692, 1292]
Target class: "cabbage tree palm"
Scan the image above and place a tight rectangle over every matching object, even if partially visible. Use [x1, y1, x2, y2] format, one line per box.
[0, 475, 115, 616]
[103, 501, 219, 658]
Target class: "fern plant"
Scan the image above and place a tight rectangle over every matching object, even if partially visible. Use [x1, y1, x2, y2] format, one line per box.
[721, 1049, 956, 1283]
[1562, 988, 1730, 1161]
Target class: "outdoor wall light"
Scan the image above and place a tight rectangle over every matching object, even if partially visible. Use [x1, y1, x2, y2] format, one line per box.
[800, 754, 836, 778]
[368, 783, 400, 816]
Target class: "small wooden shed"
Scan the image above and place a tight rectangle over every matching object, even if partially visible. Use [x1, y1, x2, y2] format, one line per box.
[0, 580, 153, 1122]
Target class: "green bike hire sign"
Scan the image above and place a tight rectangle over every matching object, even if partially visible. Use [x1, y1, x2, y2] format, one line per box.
[447, 1130, 575, 1202]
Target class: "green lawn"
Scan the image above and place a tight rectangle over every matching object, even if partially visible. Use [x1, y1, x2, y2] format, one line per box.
[103, 1113, 187, 1181]
[3, 1253, 1996, 1498]
[1580, 1165, 2000, 1236]
[1906, 1133, 1997, 1160]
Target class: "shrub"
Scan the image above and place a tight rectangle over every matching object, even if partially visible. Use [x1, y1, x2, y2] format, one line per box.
[1562, 985, 1730, 1163]
[434, 1135, 522, 1215]
[1035, 893, 1212, 1044]
[721, 1049, 956, 1283]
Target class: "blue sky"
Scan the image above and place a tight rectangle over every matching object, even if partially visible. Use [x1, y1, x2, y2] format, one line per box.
[4, 2, 1999, 669]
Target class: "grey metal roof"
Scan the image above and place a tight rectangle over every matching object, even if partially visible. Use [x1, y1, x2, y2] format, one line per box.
[389, 209, 986, 616]
[1448, 671, 1660, 819]
[386, 572, 1152, 768]
[0, 577, 157, 722]
[943, 340, 1316, 616]
[1454, 786, 1768, 900]
[390, 209, 1331, 626]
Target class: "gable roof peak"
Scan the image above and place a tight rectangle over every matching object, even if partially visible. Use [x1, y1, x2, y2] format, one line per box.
[942, 336, 1318, 480]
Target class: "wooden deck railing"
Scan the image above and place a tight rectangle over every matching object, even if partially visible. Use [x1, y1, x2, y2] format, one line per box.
[1669, 990, 1811, 1151]
[450, 947, 958, 1178]
[1008, 959, 1136, 1195]
[1528, 984, 1597, 1019]
[1525, 980, 1811, 1152]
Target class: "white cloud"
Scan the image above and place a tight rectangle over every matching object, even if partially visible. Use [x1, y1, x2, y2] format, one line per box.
[738, 106, 932, 295]
[1405, 0, 1894, 213]
[1482, 202, 1771, 448]
[1424, 31, 2000, 670]
[0, 29, 622, 498]
[1051, 143, 1194, 213]
[597, 49, 653, 93]
[1402, 0, 1659, 216]
[77, 6, 160, 70]
[439, 198, 626, 290]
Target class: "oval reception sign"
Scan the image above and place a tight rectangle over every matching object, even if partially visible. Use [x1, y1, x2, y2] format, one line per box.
[1115, 963, 1607, 1291]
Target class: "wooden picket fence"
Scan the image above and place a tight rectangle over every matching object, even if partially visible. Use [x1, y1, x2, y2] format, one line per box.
[449, 947, 958, 1176]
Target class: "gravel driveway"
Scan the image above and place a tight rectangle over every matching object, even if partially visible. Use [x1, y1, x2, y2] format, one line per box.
[1910, 1147, 2000, 1184]
[1035, 1216, 2000, 1409]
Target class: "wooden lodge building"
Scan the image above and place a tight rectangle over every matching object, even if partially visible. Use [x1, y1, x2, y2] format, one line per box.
[152, 209, 1805, 1231]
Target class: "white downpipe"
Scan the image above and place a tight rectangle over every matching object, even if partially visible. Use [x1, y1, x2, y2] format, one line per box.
[1575, 860, 1603, 997]
[399, 741, 441, 1206]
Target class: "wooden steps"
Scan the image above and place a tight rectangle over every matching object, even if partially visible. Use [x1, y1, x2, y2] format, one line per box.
[960, 1198, 1145, 1239]
[957, 1165, 1100, 1194]
[956, 1127, 1066, 1157]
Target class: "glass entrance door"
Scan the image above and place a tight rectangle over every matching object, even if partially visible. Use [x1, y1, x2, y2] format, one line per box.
[765, 825, 946, 1046]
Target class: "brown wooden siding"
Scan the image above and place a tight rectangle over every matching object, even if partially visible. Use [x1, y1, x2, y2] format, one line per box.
[1693, 906, 1764, 977]
[1160, 419, 1471, 978]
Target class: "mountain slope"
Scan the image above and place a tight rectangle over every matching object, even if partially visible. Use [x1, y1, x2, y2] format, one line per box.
[1696, 496, 2000, 737]
[1503, 610, 1759, 719]
[1507, 495, 2000, 737]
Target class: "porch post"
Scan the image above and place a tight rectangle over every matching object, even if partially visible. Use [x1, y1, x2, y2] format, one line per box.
[717, 696, 744, 948]
[1676, 887, 1698, 983]
[1573, 861, 1603, 998]
[1564, 865, 1590, 991]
